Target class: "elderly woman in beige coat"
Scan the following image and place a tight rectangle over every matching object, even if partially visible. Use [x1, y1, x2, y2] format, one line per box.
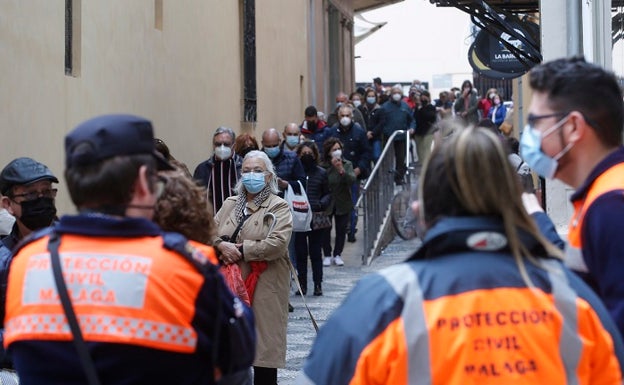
[213, 150, 293, 385]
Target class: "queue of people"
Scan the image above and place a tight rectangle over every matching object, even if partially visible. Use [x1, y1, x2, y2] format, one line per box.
[2, 56, 624, 385]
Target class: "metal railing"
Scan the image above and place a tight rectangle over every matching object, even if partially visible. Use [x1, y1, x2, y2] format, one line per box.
[356, 130, 411, 265]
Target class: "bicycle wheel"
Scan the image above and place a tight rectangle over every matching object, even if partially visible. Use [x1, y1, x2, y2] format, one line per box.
[390, 189, 418, 240]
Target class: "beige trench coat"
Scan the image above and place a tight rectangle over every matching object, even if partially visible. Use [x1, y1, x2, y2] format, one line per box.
[214, 193, 293, 368]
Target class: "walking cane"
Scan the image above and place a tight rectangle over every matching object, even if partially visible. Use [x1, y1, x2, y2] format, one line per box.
[264, 213, 319, 333]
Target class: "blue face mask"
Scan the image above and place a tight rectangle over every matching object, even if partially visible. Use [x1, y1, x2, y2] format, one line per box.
[285, 136, 299, 148]
[264, 146, 280, 159]
[366, 96, 376, 105]
[242, 172, 266, 193]
[519, 116, 572, 179]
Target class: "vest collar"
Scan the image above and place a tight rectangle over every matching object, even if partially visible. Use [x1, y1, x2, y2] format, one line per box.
[408, 216, 547, 261]
[55, 214, 162, 237]
[570, 146, 624, 202]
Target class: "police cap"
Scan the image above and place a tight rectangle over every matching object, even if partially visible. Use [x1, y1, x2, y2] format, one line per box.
[0, 157, 59, 196]
[65, 114, 174, 171]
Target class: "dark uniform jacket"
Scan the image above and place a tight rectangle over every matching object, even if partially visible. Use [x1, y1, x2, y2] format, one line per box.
[301, 216, 624, 385]
[4, 214, 255, 385]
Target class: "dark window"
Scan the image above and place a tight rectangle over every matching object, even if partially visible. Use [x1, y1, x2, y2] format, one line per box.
[64, 0, 72, 75]
[65, 0, 81, 77]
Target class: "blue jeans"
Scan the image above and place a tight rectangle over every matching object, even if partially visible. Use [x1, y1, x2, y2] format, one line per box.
[288, 234, 296, 268]
[349, 183, 358, 236]
[371, 140, 381, 163]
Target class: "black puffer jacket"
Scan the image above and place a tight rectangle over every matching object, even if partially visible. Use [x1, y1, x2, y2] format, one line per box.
[302, 165, 331, 212]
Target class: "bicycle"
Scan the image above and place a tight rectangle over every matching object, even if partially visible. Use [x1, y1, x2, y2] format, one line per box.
[390, 166, 422, 240]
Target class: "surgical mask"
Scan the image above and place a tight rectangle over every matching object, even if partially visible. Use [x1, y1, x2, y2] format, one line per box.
[214, 145, 232, 160]
[241, 172, 266, 194]
[392, 93, 402, 102]
[519, 116, 572, 179]
[352, 100, 361, 108]
[264, 146, 280, 159]
[285, 136, 300, 148]
[489, 93, 496, 99]
[19, 197, 56, 230]
[336, 102, 343, 109]
[340, 117, 351, 127]
[366, 96, 376, 105]
[331, 149, 342, 159]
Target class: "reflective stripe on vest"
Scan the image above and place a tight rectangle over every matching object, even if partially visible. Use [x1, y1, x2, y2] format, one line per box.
[5, 314, 196, 349]
[544, 259, 582, 384]
[380, 265, 431, 385]
[5, 235, 205, 353]
[372, 261, 585, 384]
[566, 163, 624, 271]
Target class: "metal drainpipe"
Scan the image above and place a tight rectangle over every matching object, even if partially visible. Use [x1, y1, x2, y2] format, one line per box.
[309, 0, 317, 105]
[567, 0, 582, 55]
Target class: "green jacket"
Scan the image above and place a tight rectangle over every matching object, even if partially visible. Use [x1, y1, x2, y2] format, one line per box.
[323, 159, 356, 216]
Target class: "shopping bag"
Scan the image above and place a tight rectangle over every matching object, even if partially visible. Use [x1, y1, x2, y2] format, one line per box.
[284, 181, 312, 232]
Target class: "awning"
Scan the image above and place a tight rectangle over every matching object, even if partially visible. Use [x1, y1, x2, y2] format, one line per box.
[431, 0, 624, 13]
[354, 13, 387, 44]
[353, 0, 404, 13]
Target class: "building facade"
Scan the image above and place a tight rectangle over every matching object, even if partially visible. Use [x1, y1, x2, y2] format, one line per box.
[0, 0, 399, 213]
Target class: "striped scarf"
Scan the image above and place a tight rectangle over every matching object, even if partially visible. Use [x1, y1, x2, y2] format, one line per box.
[208, 157, 239, 212]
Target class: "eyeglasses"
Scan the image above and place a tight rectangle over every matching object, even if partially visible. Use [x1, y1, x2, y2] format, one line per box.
[214, 142, 232, 147]
[527, 112, 569, 126]
[11, 188, 58, 202]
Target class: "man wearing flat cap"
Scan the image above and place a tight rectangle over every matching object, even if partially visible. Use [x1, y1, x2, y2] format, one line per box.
[0, 157, 58, 252]
[3, 114, 255, 384]
[0, 157, 59, 368]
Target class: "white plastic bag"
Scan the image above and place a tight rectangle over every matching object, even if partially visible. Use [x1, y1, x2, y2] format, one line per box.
[284, 181, 312, 232]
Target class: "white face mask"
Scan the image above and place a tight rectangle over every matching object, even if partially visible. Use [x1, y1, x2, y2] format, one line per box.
[214, 145, 232, 160]
[340, 117, 352, 127]
[352, 100, 361, 108]
[392, 93, 402, 102]
[331, 149, 342, 159]
[489, 93, 496, 99]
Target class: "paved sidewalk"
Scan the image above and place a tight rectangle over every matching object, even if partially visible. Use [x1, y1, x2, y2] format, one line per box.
[278, 233, 421, 384]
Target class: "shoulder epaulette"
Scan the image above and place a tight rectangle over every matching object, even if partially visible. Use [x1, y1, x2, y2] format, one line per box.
[11, 227, 55, 256]
[161, 232, 219, 275]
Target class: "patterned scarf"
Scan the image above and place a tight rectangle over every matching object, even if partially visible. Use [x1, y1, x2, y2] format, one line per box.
[233, 184, 272, 224]
[208, 157, 239, 213]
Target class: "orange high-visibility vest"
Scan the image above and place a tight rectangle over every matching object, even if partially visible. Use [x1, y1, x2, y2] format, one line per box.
[4, 234, 217, 353]
[567, 163, 624, 271]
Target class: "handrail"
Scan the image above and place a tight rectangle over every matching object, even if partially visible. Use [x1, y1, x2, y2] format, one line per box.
[355, 129, 410, 208]
[355, 129, 412, 264]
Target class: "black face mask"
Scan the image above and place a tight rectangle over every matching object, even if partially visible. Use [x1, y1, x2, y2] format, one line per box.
[239, 147, 258, 158]
[300, 154, 317, 170]
[19, 197, 57, 231]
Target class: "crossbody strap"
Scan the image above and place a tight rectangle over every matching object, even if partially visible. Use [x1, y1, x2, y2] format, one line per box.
[230, 213, 251, 242]
[47, 233, 102, 385]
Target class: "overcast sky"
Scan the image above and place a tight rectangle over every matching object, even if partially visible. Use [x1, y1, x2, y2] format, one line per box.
[356, 1, 624, 84]
[355, 0, 473, 86]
